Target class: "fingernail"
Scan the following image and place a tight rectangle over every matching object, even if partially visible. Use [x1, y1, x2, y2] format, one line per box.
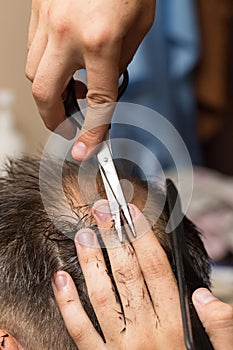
[54, 272, 67, 290]
[75, 229, 95, 247]
[194, 288, 217, 305]
[72, 141, 88, 159]
[92, 199, 112, 222]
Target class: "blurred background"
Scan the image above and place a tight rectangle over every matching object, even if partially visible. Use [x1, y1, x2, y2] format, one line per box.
[0, 1, 50, 162]
[0, 0, 232, 302]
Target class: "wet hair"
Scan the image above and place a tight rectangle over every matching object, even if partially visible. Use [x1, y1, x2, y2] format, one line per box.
[0, 157, 210, 350]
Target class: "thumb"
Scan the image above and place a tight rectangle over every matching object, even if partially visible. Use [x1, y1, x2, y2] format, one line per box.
[71, 51, 120, 162]
[71, 102, 115, 161]
[192, 288, 233, 350]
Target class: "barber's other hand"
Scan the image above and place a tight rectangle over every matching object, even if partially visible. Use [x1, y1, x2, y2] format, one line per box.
[26, 0, 156, 160]
[192, 288, 233, 350]
[53, 201, 186, 349]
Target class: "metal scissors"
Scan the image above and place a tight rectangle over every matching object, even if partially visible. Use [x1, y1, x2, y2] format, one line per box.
[64, 70, 136, 242]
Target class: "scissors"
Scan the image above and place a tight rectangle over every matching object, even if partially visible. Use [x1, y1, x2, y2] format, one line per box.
[64, 70, 136, 242]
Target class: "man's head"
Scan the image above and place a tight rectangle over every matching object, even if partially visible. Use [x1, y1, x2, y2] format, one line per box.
[0, 157, 210, 350]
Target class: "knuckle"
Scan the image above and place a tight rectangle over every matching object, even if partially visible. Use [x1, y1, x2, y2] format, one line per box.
[69, 325, 87, 343]
[86, 127, 104, 140]
[83, 34, 106, 53]
[52, 17, 71, 37]
[82, 22, 118, 53]
[49, 8, 71, 38]
[32, 81, 50, 105]
[25, 65, 34, 82]
[87, 91, 116, 105]
[81, 126, 107, 145]
[87, 93, 107, 105]
[90, 288, 109, 307]
[115, 264, 141, 285]
[143, 254, 171, 280]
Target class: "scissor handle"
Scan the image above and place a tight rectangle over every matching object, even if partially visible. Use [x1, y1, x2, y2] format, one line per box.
[64, 78, 79, 118]
[64, 69, 129, 119]
[117, 69, 129, 100]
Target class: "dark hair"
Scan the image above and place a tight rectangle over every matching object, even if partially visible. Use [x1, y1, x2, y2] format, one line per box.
[0, 157, 210, 350]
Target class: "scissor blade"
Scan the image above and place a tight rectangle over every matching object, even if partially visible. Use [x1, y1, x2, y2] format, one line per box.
[120, 204, 137, 238]
[99, 166, 123, 242]
[97, 138, 136, 239]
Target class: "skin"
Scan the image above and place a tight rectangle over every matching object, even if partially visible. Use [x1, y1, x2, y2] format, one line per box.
[53, 201, 185, 350]
[26, 0, 156, 160]
[192, 289, 233, 350]
[0, 331, 23, 350]
[52, 200, 233, 350]
[0, 201, 232, 348]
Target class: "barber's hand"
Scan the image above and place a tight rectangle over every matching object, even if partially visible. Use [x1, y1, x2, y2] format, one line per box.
[26, 0, 156, 160]
[52, 200, 186, 349]
[192, 288, 233, 350]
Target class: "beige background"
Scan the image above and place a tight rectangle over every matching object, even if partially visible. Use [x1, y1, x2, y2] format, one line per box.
[0, 1, 50, 155]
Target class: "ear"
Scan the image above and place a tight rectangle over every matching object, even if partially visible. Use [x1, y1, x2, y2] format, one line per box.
[0, 330, 22, 350]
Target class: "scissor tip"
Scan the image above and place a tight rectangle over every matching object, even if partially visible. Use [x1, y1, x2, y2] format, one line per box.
[130, 225, 137, 238]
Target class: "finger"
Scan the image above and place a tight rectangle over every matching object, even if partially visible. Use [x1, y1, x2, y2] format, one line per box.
[129, 204, 181, 316]
[0, 329, 20, 349]
[32, 40, 78, 139]
[92, 200, 157, 333]
[129, 204, 185, 347]
[72, 46, 120, 161]
[192, 288, 233, 350]
[26, 25, 48, 82]
[27, 0, 39, 50]
[119, 4, 156, 73]
[74, 228, 125, 343]
[52, 271, 106, 350]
